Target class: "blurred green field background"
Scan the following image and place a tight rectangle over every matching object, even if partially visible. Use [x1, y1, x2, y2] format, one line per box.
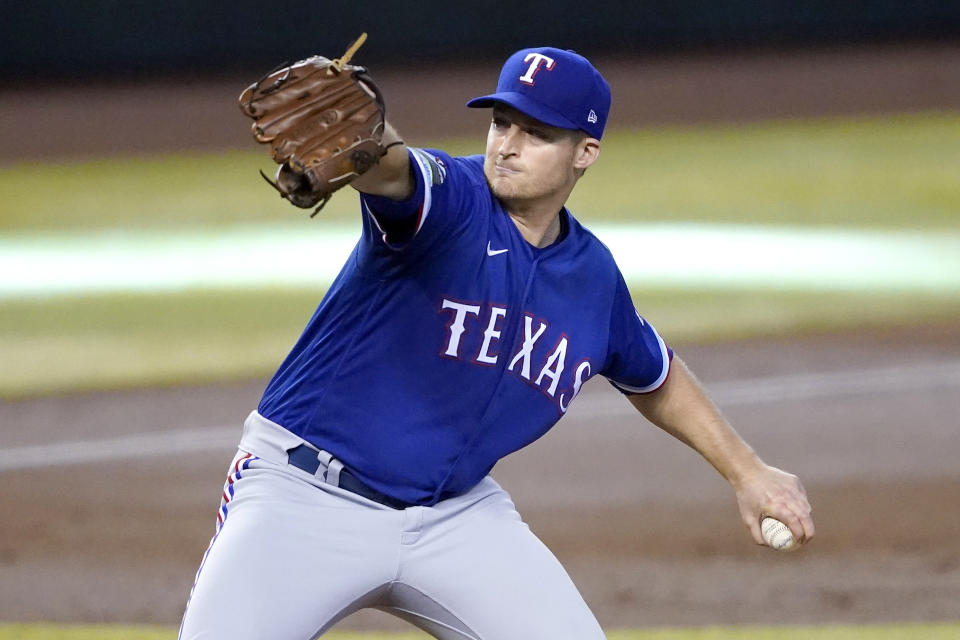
[1, 112, 958, 398]
[2, 622, 959, 640]
[2, 113, 958, 231]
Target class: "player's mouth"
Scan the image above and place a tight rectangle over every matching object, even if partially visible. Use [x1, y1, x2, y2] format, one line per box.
[494, 163, 520, 175]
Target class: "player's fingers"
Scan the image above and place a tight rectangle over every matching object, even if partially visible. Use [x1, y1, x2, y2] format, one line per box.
[779, 506, 812, 545]
[776, 476, 813, 544]
[793, 486, 815, 543]
[788, 491, 814, 544]
[786, 513, 806, 545]
[797, 507, 816, 543]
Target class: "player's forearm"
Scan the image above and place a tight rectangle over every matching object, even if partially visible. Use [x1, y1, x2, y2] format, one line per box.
[351, 122, 413, 200]
[628, 358, 764, 488]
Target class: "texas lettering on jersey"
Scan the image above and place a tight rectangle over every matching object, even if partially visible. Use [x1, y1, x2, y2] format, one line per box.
[439, 298, 593, 415]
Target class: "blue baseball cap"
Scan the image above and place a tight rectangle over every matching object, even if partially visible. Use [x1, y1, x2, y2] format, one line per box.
[467, 47, 611, 139]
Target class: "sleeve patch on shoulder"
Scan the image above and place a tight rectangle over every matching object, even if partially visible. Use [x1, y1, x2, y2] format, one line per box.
[410, 148, 447, 186]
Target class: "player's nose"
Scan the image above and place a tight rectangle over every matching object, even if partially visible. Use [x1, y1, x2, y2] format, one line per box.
[497, 125, 522, 157]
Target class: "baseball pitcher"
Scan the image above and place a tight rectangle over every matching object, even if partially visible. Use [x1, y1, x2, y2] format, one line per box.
[178, 38, 815, 639]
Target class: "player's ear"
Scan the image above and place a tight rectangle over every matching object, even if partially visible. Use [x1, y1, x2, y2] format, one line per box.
[573, 137, 601, 171]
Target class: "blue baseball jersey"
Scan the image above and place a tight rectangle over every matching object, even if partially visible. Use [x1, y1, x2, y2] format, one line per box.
[258, 148, 672, 506]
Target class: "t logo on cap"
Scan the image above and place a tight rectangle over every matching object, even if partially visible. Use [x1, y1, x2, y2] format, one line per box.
[518, 53, 556, 85]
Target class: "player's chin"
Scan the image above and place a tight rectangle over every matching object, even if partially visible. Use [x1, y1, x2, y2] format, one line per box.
[487, 168, 544, 203]
[486, 175, 522, 201]
[495, 185, 535, 205]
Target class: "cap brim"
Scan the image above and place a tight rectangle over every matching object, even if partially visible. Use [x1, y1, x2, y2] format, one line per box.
[466, 91, 580, 131]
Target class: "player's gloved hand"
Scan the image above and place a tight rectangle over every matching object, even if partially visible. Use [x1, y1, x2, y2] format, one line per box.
[733, 463, 815, 546]
[238, 33, 391, 217]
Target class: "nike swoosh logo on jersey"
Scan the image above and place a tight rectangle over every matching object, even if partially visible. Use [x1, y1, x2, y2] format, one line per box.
[486, 242, 509, 256]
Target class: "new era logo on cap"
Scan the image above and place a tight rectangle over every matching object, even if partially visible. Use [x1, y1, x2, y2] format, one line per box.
[466, 47, 612, 139]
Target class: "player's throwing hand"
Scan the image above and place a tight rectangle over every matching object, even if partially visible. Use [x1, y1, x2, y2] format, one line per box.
[734, 463, 815, 547]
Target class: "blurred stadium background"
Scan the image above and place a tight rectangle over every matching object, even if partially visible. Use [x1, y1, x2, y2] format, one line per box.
[1, 2, 958, 638]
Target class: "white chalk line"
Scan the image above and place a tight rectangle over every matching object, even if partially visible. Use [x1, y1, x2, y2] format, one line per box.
[0, 427, 240, 473]
[2, 360, 958, 472]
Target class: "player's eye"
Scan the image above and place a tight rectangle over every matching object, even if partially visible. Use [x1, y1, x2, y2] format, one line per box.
[491, 116, 510, 130]
[527, 128, 551, 141]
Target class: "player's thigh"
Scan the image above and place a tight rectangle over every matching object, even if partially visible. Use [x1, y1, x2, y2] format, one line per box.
[179, 455, 401, 640]
[397, 492, 605, 640]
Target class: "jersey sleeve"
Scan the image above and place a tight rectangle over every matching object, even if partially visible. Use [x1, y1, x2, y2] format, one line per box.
[358, 150, 427, 246]
[359, 147, 482, 250]
[602, 271, 673, 395]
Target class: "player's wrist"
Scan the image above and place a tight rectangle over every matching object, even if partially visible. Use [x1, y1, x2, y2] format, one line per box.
[723, 452, 767, 491]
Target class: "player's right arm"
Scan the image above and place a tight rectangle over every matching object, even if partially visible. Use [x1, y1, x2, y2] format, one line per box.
[627, 358, 815, 547]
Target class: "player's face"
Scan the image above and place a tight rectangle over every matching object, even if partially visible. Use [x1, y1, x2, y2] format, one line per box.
[483, 105, 591, 206]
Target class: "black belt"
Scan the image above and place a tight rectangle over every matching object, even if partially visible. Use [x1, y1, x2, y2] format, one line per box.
[286, 443, 414, 510]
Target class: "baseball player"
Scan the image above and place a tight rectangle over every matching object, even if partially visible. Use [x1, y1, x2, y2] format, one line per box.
[179, 46, 814, 639]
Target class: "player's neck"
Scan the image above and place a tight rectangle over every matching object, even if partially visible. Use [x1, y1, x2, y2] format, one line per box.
[502, 188, 571, 248]
[507, 206, 563, 248]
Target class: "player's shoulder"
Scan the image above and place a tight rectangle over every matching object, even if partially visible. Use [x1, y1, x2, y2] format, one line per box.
[566, 213, 620, 274]
[409, 148, 486, 189]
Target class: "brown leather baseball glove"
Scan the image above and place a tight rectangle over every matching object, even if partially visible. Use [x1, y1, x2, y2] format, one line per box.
[238, 33, 390, 216]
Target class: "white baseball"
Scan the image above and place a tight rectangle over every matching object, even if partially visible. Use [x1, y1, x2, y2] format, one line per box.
[761, 517, 797, 551]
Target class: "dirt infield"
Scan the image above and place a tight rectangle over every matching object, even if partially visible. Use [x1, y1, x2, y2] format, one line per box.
[1, 325, 959, 630]
[2, 43, 959, 632]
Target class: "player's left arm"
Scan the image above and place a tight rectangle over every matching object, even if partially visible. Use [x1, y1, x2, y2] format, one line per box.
[629, 357, 815, 547]
[350, 121, 413, 200]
